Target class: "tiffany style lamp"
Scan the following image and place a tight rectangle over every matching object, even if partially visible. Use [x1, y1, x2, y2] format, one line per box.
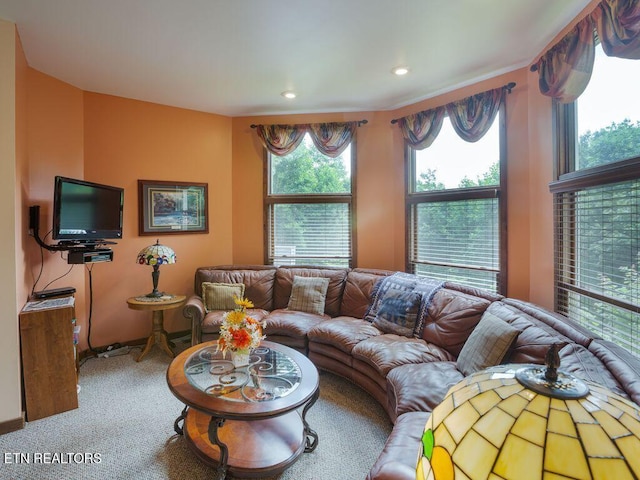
[417, 345, 640, 480]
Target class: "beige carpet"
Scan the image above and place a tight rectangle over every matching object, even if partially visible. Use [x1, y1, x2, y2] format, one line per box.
[0, 339, 392, 479]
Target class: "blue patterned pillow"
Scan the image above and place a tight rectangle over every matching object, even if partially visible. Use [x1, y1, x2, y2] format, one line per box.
[365, 272, 443, 337]
[372, 289, 421, 337]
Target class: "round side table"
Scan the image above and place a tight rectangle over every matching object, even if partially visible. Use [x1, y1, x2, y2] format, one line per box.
[127, 294, 186, 362]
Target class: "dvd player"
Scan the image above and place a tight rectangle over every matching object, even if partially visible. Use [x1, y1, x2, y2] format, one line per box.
[33, 287, 76, 299]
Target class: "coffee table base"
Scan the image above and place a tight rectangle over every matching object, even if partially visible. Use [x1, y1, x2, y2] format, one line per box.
[183, 408, 306, 478]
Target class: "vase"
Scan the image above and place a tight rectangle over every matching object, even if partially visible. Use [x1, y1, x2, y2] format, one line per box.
[231, 349, 250, 367]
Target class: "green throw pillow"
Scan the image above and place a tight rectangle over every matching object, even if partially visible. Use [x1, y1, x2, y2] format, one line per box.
[287, 276, 329, 315]
[201, 282, 245, 312]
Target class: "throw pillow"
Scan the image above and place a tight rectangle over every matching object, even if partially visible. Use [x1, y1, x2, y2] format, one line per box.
[201, 282, 245, 313]
[372, 288, 421, 337]
[457, 310, 521, 376]
[287, 276, 330, 315]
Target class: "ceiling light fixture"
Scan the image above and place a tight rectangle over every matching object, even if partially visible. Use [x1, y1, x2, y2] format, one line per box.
[392, 66, 410, 76]
[281, 91, 296, 99]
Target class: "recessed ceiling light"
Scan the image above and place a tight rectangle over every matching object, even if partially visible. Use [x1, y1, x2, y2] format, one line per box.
[281, 91, 297, 99]
[392, 66, 410, 76]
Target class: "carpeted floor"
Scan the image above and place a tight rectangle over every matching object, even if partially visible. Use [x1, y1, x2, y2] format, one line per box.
[0, 339, 392, 479]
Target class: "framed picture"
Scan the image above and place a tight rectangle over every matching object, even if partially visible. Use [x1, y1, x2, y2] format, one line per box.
[138, 180, 208, 235]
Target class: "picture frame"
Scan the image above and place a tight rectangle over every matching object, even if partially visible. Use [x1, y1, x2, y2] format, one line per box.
[138, 180, 208, 235]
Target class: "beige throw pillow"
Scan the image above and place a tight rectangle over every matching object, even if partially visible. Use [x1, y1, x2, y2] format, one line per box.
[457, 310, 521, 376]
[201, 282, 245, 312]
[287, 276, 330, 315]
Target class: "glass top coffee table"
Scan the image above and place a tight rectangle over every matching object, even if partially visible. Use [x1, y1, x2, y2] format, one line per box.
[167, 340, 319, 479]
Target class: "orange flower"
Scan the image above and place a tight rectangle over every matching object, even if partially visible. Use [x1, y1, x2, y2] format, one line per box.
[229, 327, 252, 350]
[216, 296, 265, 356]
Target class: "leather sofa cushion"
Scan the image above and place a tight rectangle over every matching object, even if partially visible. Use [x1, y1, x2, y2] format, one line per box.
[202, 309, 269, 334]
[309, 342, 355, 369]
[386, 362, 463, 420]
[442, 281, 504, 302]
[486, 302, 575, 364]
[502, 297, 596, 347]
[559, 343, 626, 398]
[352, 335, 455, 377]
[264, 308, 328, 338]
[308, 316, 381, 354]
[273, 267, 348, 317]
[366, 411, 429, 480]
[421, 288, 491, 356]
[195, 266, 276, 311]
[588, 340, 640, 404]
[340, 269, 392, 318]
[353, 358, 389, 391]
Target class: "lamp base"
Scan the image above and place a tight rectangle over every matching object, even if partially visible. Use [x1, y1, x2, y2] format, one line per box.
[146, 290, 165, 298]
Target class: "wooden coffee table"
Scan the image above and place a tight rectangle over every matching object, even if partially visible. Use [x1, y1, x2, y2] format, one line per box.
[166, 340, 319, 479]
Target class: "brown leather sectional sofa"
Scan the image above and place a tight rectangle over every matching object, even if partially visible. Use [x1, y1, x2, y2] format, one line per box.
[183, 264, 640, 480]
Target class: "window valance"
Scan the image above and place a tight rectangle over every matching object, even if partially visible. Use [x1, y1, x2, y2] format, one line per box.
[391, 83, 514, 149]
[531, 0, 640, 103]
[251, 120, 367, 157]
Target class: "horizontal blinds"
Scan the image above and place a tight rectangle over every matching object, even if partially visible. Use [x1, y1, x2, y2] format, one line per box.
[555, 178, 640, 356]
[270, 203, 350, 267]
[410, 197, 499, 292]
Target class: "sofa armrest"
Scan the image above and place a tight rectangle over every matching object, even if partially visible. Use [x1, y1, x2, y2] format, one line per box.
[183, 295, 205, 346]
[366, 411, 428, 480]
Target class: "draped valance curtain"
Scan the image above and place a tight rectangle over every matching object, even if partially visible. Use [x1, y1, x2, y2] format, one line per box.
[395, 85, 508, 149]
[254, 121, 359, 157]
[532, 0, 640, 103]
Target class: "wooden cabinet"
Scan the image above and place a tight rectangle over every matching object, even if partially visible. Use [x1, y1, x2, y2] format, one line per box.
[19, 298, 78, 421]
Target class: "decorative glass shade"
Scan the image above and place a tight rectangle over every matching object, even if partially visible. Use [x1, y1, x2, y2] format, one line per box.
[417, 364, 640, 480]
[136, 239, 176, 297]
[137, 239, 177, 266]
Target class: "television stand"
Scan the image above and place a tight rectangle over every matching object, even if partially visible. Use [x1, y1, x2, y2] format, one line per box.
[68, 248, 114, 264]
[57, 240, 118, 249]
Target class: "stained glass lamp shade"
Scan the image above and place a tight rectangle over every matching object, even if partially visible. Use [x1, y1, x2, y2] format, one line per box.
[417, 358, 640, 480]
[136, 239, 176, 297]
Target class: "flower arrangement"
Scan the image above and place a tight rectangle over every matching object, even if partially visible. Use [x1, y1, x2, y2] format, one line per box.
[217, 296, 265, 357]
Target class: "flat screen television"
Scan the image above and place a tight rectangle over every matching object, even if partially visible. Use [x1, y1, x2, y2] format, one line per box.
[52, 176, 124, 243]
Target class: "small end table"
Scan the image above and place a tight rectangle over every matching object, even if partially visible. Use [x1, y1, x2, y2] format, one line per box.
[127, 294, 186, 362]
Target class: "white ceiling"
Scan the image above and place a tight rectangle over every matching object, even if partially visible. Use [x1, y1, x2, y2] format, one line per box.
[0, 0, 592, 117]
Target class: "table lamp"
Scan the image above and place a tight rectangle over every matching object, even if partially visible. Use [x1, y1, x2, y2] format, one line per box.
[136, 239, 177, 297]
[417, 345, 640, 479]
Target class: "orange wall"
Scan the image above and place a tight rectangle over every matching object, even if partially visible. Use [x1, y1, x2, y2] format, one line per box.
[20, 26, 576, 354]
[21, 66, 559, 354]
[25, 68, 87, 344]
[1, 0, 599, 432]
[231, 69, 552, 307]
[82, 93, 233, 347]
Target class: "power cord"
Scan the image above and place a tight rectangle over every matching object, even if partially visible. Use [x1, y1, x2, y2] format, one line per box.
[86, 263, 97, 353]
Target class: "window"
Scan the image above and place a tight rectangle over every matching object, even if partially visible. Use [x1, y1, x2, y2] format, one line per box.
[407, 111, 505, 293]
[265, 134, 354, 267]
[553, 44, 640, 356]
